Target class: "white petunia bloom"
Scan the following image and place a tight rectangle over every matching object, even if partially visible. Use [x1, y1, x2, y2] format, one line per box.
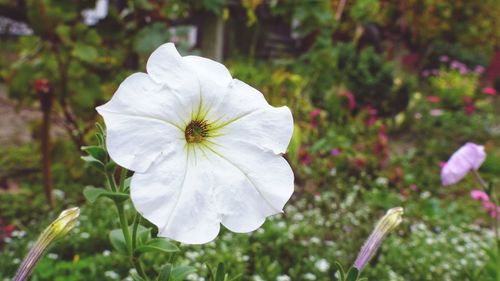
[97, 43, 294, 244]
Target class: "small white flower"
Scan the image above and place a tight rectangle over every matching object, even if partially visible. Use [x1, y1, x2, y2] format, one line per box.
[47, 253, 59, 260]
[97, 43, 294, 244]
[82, 0, 108, 26]
[253, 275, 265, 281]
[104, 270, 120, 280]
[314, 259, 330, 272]
[304, 273, 316, 280]
[185, 251, 200, 260]
[11, 230, 26, 238]
[276, 275, 291, 281]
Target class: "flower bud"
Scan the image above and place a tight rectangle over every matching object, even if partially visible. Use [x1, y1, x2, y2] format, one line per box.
[14, 207, 80, 281]
[353, 207, 403, 271]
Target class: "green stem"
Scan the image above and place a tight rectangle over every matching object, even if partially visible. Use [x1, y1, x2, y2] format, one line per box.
[116, 203, 133, 255]
[106, 167, 148, 280]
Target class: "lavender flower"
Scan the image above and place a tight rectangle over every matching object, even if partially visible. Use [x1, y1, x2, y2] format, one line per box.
[441, 143, 486, 186]
[353, 207, 404, 271]
[14, 207, 80, 281]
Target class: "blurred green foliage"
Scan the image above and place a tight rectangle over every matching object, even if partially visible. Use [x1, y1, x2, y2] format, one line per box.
[0, 0, 500, 280]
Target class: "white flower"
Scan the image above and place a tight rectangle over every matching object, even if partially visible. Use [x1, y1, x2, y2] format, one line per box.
[82, 0, 108, 26]
[276, 275, 291, 281]
[303, 273, 316, 280]
[104, 271, 120, 280]
[314, 259, 330, 272]
[97, 43, 294, 244]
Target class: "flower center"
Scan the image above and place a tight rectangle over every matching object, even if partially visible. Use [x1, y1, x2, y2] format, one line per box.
[185, 120, 210, 143]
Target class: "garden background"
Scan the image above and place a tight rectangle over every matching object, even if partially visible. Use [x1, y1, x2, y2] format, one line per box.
[1, 0, 500, 280]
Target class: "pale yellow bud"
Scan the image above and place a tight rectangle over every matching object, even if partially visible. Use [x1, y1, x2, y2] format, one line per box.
[354, 207, 404, 271]
[14, 207, 80, 281]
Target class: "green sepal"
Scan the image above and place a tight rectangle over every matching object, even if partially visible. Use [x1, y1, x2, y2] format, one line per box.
[157, 264, 172, 281]
[122, 177, 132, 194]
[134, 238, 179, 256]
[345, 267, 359, 281]
[105, 160, 117, 174]
[83, 186, 129, 204]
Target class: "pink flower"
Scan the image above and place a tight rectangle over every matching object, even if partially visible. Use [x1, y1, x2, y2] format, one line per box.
[474, 65, 485, 74]
[426, 96, 441, 103]
[338, 91, 356, 111]
[430, 109, 443, 116]
[330, 148, 341, 157]
[482, 201, 500, 219]
[439, 55, 449, 62]
[482, 87, 497, 96]
[441, 143, 486, 186]
[309, 108, 321, 128]
[470, 190, 489, 201]
[365, 106, 378, 127]
[463, 96, 475, 115]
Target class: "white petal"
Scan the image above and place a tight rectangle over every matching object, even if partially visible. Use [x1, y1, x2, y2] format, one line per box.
[206, 79, 268, 123]
[147, 43, 191, 86]
[131, 146, 220, 244]
[216, 106, 293, 155]
[96, 73, 187, 172]
[208, 79, 293, 154]
[183, 55, 232, 88]
[203, 140, 294, 231]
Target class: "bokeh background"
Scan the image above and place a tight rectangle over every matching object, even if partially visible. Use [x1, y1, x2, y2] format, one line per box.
[0, 1, 500, 280]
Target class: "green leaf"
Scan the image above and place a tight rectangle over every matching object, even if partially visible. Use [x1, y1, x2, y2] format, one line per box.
[81, 155, 104, 169]
[133, 23, 170, 55]
[157, 264, 172, 281]
[134, 0, 154, 10]
[136, 225, 152, 247]
[215, 263, 225, 281]
[170, 266, 196, 281]
[72, 43, 98, 62]
[135, 238, 179, 256]
[83, 186, 129, 204]
[334, 262, 346, 281]
[345, 267, 359, 281]
[81, 145, 106, 163]
[109, 228, 128, 255]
